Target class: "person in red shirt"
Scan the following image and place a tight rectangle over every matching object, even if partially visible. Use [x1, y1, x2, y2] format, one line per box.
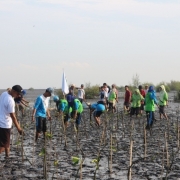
[124, 85, 131, 114]
[138, 85, 146, 115]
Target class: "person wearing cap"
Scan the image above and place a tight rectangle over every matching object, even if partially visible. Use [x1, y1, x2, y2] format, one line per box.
[70, 98, 83, 130]
[93, 102, 106, 126]
[0, 85, 23, 157]
[31, 87, 54, 142]
[57, 98, 72, 128]
[14, 90, 29, 117]
[69, 84, 76, 96]
[76, 84, 85, 103]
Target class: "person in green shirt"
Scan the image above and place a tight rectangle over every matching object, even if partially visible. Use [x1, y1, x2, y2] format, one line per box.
[130, 88, 144, 117]
[108, 84, 118, 113]
[69, 98, 83, 130]
[158, 85, 168, 120]
[53, 96, 72, 128]
[145, 86, 158, 130]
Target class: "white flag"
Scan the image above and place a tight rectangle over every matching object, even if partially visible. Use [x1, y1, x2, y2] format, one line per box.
[62, 71, 69, 94]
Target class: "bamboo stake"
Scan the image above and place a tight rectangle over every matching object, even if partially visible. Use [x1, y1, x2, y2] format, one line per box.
[43, 134, 47, 180]
[61, 113, 67, 147]
[165, 132, 169, 168]
[144, 124, 147, 160]
[129, 140, 133, 180]
[177, 118, 179, 149]
[161, 147, 164, 179]
[110, 133, 113, 173]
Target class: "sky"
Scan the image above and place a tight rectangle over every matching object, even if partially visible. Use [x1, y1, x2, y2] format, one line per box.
[0, 0, 180, 89]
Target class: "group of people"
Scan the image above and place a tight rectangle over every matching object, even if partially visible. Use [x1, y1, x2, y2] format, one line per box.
[0, 83, 169, 158]
[123, 85, 169, 129]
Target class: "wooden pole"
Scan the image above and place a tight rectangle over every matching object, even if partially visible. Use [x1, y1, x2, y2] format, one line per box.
[165, 132, 169, 168]
[129, 140, 133, 180]
[144, 124, 147, 160]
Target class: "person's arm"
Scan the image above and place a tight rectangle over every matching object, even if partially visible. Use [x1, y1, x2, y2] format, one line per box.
[20, 101, 29, 107]
[21, 98, 29, 103]
[73, 101, 78, 119]
[10, 113, 22, 134]
[46, 109, 51, 120]
[32, 108, 36, 121]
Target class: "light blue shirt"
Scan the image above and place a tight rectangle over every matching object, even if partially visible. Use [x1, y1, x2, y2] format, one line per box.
[34, 95, 49, 117]
[96, 104, 105, 111]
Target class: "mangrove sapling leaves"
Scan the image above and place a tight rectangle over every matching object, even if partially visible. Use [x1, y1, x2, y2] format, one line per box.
[54, 160, 59, 166]
[39, 148, 45, 156]
[72, 156, 80, 166]
[91, 158, 99, 169]
[111, 146, 117, 152]
[45, 132, 53, 139]
[15, 141, 21, 145]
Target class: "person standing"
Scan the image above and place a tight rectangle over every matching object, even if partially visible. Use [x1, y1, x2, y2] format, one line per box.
[124, 85, 131, 114]
[99, 86, 108, 109]
[130, 89, 144, 118]
[145, 86, 158, 129]
[0, 85, 23, 157]
[32, 88, 54, 142]
[77, 84, 85, 103]
[108, 84, 118, 113]
[158, 85, 168, 120]
[144, 85, 149, 95]
[138, 85, 146, 115]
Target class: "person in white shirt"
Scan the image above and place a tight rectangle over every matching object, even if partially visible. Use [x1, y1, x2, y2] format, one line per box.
[76, 84, 85, 103]
[0, 85, 23, 158]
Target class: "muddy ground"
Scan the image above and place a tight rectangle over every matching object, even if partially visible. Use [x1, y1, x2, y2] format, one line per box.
[0, 95, 180, 180]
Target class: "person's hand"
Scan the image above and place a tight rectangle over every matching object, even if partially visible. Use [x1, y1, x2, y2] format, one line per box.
[32, 116, 35, 121]
[48, 116, 51, 121]
[17, 128, 23, 135]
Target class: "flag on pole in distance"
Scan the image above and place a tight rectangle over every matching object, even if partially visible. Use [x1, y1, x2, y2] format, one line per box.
[62, 71, 69, 94]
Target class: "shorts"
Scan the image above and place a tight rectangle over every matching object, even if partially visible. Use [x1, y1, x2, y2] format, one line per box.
[0, 127, 11, 148]
[64, 113, 70, 123]
[130, 107, 140, 116]
[36, 117, 47, 133]
[124, 102, 130, 107]
[93, 110, 103, 118]
[140, 104, 144, 110]
[159, 105, 165, 114]
[109, 102, 115, 109]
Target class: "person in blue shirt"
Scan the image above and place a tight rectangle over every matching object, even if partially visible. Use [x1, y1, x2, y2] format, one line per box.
[31, 88, 54, 142]
[93, 102, 106, 126]
[85, 101, 106, 126]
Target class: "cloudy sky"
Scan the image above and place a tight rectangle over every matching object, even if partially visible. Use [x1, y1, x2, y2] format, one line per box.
[0, 0, 180, 89]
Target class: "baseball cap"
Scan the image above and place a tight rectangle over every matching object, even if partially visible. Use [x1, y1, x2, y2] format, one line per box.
[12, 85, 23, 95]
[46, 87, 54, 96]
[53, 95, 59, 102]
